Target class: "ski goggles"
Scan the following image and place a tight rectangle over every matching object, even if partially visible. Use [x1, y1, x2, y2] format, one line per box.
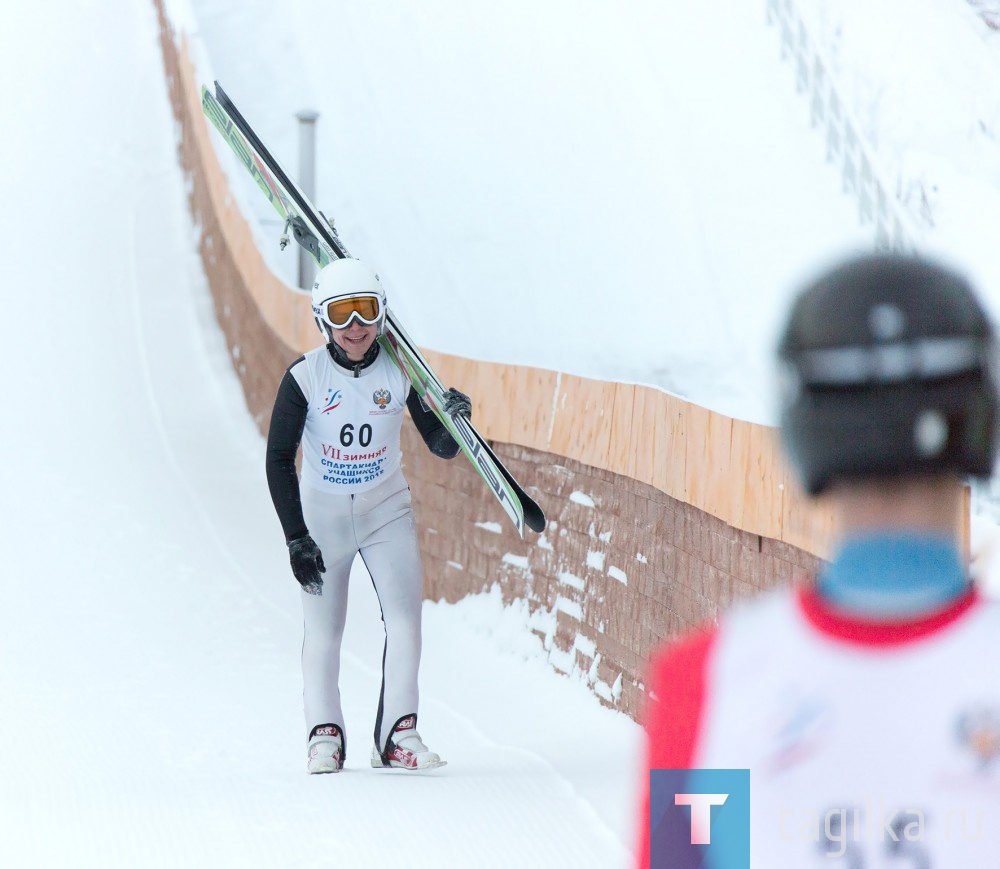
[319, 294, 384, 329]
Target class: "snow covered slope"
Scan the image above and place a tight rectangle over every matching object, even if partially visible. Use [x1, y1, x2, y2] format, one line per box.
[0, 3, 639, 867]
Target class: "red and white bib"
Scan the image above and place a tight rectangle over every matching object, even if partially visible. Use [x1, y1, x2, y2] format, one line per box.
[641, 586, 1000, 867]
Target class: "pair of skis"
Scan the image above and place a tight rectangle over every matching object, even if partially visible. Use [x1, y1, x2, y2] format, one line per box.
[201, 81, 545, 537]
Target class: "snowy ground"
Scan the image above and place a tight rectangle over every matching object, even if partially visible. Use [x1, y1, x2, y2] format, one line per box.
[0, 3, 639, 867]
[182, 0, 872, 426]
[179, 0, 1000, 429]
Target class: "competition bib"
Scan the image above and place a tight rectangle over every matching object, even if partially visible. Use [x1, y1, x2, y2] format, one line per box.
[292, 347, 408, 494]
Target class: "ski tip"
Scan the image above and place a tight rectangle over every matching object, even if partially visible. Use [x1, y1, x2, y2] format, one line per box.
[524, 503, 546, 534]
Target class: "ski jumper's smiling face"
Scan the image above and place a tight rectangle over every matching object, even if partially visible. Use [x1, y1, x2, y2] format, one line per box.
[331, 320, 378, 361]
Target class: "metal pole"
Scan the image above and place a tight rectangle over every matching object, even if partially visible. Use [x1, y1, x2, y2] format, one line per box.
[296, 109, 320, 290]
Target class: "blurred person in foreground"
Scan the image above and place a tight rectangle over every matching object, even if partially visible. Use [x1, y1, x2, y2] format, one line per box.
[266, 257, 472, 774]
[638, 251, 1000, 866]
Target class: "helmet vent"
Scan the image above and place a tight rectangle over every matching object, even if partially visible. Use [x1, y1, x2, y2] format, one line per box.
[868, 304, 906, 341]
[913, 409, 949, 457]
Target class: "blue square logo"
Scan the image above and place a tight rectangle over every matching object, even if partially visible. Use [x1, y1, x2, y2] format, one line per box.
[650, 769, 750, 868]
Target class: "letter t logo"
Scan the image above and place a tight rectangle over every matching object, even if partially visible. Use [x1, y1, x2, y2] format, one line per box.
[674, 793, 729, 844]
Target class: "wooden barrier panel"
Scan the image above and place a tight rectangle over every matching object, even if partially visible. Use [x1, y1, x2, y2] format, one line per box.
[548, 374, 621, 472]
[607, 384, 636, 478]
[740, 422, 787, 545]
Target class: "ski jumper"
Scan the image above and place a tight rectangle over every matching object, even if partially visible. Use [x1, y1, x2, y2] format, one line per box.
[637, 582, 1000, 867]
[266, 342, 458, 755]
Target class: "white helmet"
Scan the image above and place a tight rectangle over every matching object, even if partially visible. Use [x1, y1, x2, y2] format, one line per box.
[311, 258, 387, 340]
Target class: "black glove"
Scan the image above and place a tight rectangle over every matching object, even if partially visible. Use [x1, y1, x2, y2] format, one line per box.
[442, 387, 472, 420]
[288, 534, 325, 595]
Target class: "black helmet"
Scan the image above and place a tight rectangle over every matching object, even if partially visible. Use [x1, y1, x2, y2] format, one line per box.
[777, 252, 999, 495]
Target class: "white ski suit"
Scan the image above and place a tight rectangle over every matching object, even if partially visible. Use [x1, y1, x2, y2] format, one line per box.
[266, 341, 459, 756]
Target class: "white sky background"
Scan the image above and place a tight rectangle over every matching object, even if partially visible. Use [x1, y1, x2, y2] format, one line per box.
[3, 1, 1000, 866]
